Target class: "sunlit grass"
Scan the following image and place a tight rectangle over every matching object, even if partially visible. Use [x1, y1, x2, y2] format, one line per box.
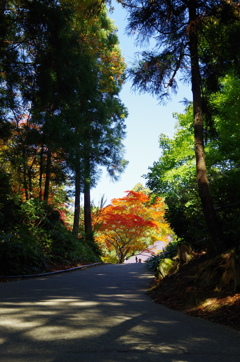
[199, 298, 222, 312]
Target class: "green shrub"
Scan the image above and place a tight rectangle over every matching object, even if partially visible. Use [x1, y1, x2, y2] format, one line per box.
[0, 198, 100, 275]
[146, 239, 179, 274]
[157, 258, 175, 279]
[0, 231, 49, 275]
[49, 225, 99, 265]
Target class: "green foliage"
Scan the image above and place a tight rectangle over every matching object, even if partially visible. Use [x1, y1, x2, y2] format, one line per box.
[0, 196, 100, 276]
[0, 0, 128, 266]
[145, 107, 208, 247]
[205, 74, 240, 248]
[0, 223, 50, 275]
[145, 239, 178, 274]
[145, 73, 240, 251]
[157, 258, 175, 279]
[100, 251, 118, 264]
[122, 0, 240, 253]
[209, 74, 240, 164]
[49, 226, 99, 264]
[199, 6, 240, 92]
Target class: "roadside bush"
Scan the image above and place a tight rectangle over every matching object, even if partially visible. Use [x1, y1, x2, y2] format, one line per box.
[0, 172, 21, 232]
[0, 231, 48, 275]
[157, 258, 175, 279]
[49, 225, 99, 265]
[100, 251, 118, 264]
[0, 198, 100, 276]
[145, 239, 179, 274]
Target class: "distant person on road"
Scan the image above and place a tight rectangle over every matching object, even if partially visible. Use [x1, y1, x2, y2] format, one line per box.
[135, 256, 138, 263]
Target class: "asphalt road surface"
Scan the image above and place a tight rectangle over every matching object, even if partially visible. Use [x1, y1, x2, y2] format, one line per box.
[0, 263, 240, 362]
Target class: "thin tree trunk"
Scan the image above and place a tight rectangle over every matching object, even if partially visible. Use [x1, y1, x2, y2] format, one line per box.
[0, 0, 7, 58]
[72, 164, 81, 237]
[28, 157, 36, 198]
[28, 169, 32, 196]
[39, 145, 44, 200]
[188, 3, 223, 253]
[22, 147, 29, 201]
[83, 147, 94, 242]
[23, 164, 29, 201]
[44, 148, 51, 203]
[84, 175, 93, 239]
[0, 0, 6, 17]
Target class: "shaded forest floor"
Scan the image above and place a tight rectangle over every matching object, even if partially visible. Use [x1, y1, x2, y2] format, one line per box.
[148, 253, 240, 331]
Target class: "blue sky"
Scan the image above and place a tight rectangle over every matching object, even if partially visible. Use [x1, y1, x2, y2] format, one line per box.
[91, 1, 192, 205]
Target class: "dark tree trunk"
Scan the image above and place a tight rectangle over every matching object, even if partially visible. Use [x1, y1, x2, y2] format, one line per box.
[188, 3, 224, 253]
[0, 0, 7, 58]
[23, 163, 29, 201]
[118, 254, 125, 264]
[44, 148, 51, 203]
[22, 147, 29, 200]
[72, 164, 81, 237]
[28, 169, 32, 196]
[39, 145, 44, 200]
[83, 137, 94, 242]
[84, 174, 93, 240]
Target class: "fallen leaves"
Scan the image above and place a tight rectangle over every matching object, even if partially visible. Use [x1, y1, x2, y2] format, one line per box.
[148, 253, 240, 331]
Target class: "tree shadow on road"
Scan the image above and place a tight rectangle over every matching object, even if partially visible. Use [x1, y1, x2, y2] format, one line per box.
[0, 264, 239, 362]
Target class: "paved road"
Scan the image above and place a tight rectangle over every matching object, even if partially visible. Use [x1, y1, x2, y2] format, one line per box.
[0, 263, 239, 362]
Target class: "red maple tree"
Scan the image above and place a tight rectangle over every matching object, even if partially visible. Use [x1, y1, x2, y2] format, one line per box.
[94, 190, 171, 263]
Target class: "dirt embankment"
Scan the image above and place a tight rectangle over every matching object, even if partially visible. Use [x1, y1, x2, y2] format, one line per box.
[149, 253, 240, 331]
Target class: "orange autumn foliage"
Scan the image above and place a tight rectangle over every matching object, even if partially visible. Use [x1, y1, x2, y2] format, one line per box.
[94, 190, 171, 263]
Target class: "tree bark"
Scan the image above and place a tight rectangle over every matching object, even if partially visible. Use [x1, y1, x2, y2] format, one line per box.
[0, 0, 7, 58]
[83, 137, 94, 242]
[44, 148, 51, 203]
[72, 164, 81, 237]
[84, 172, 93, 241]
[188, 2, 224, 253]
[39, 145, 44, 200]
[118, 253, 125, 264]
[22, 146, 29, 201]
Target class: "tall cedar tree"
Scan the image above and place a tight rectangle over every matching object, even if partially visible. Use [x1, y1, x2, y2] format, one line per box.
[0, 1, 127, 243]
[0, 1, 75, 202]
[117, 0, 240, 253]
[56, 5, 128, 238]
